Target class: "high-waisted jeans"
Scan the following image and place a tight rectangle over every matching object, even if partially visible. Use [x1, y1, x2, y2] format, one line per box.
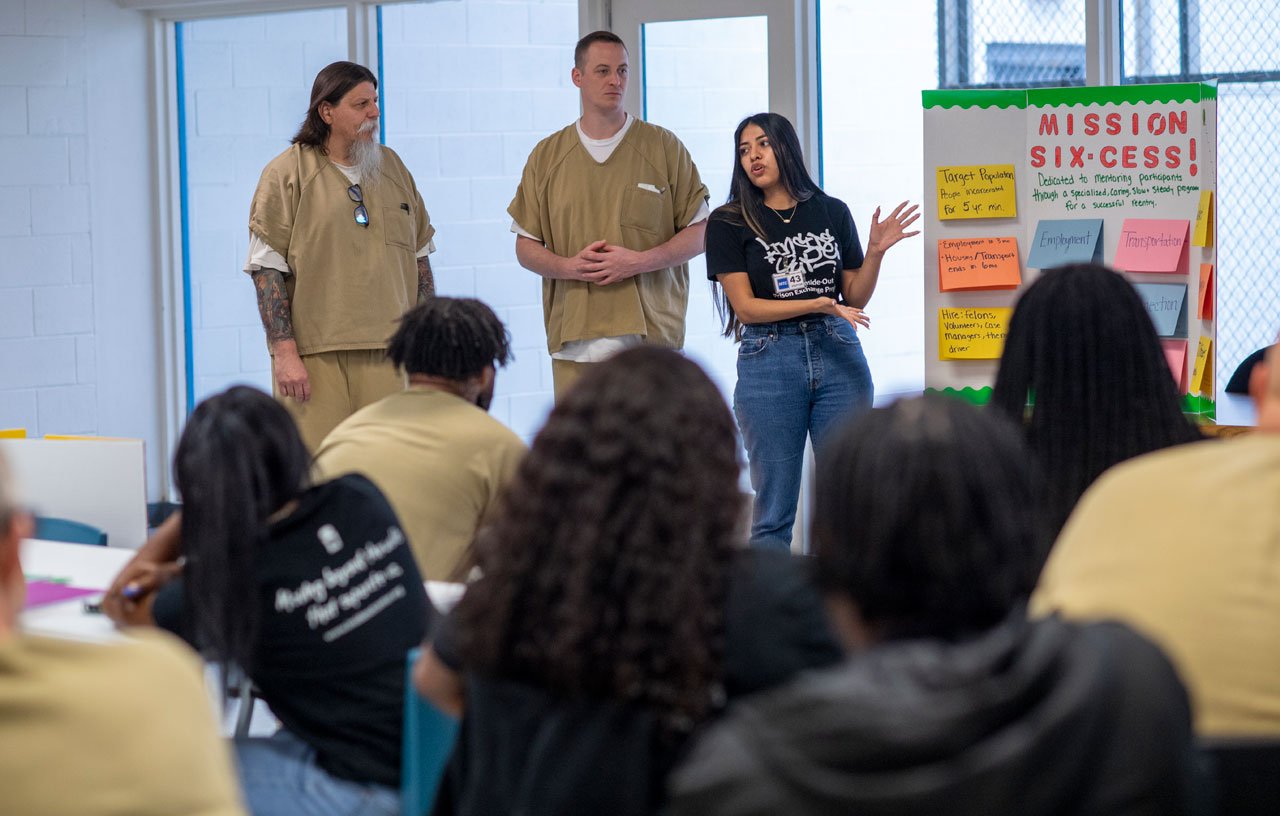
[734, 315, 873, 550]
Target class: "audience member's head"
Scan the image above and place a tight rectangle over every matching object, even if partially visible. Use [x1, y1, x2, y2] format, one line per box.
[0, 449, 33, 634]
[813, 395, 1048, 646]
[173, 385, 310, 670]
[991, 263, 1201, 533]
[1252, 337, 1280, 431]
[387, 297, 511, 410]
[454, 346, 743, 730]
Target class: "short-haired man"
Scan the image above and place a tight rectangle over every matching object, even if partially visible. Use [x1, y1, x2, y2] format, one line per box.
[511, 31, 709, 399]
[249, 61, 436, 450]
[0, 451, 246, 815]
[313, 298, 527, 580]
[1033, 340, 1280, 736]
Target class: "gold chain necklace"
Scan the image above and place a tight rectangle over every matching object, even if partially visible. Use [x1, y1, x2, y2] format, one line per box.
[767, 201, 799, 224]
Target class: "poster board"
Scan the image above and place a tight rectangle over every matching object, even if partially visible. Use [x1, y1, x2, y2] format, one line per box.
[922, 83, 1217, 413]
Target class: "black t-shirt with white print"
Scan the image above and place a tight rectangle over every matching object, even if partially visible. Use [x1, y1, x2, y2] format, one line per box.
[705, 193, 863, 321]
[153, 473, 432, 788]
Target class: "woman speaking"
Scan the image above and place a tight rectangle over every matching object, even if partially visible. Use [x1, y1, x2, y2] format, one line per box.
[706, 113, 918, 550]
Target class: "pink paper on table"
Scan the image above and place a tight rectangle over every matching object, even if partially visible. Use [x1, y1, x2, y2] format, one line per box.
[23, 581, 99, 610]
[1113, 219, 1190, 274]
[1162, 339, 1188, 394]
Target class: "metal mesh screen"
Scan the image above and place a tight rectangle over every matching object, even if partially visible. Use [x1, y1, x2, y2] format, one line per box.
[1124, 0, 1280, 383]
[938, 0, 1087, 88]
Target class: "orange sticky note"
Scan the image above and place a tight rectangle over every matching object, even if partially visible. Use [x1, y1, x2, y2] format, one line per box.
[1113, 218, 1190, 275]
[1162, 339, 1188, 394]
[937, 237, 1021, 291]
[1190, 335, 1213, 395]
[1193, 190, 1213, 247]
[1197, 263, 1214, 320]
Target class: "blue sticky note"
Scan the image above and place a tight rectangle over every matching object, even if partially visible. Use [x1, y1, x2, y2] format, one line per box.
[1133, 282, 1188, 339]
[1026, 218, 1104, 268]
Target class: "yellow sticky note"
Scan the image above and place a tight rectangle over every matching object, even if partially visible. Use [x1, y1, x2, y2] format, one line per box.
[1190, 335, 1213, 394]
[936, 165, 1017, 220]
[1192, 190, 1213, 247]
[939, 307, 1012, 360]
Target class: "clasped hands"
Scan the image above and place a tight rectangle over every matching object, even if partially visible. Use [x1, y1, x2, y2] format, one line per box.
[563, 240, 649, 286]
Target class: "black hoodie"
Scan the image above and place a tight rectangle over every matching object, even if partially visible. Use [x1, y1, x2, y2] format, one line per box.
[669, 614, 1195, 816]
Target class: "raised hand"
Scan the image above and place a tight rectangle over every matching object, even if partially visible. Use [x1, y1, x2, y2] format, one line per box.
[866, 201, 921, 256]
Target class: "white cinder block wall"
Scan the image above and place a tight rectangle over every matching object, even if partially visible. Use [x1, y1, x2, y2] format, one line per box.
[0, 0, 165, 496]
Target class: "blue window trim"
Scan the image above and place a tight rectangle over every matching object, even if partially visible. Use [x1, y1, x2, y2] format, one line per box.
[176, 22, 195, 414]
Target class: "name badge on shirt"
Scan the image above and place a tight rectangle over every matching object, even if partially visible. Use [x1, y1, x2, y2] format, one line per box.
[773, 270, 805, 294]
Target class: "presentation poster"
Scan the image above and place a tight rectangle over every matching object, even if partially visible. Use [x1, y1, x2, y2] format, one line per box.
[922, 83, 1217, 412]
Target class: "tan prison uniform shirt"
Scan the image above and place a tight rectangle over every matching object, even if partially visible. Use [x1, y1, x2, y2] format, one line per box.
[249, 143, 434, 355]
[509, 119, 708, 353]
[1032, 436, 1280, 736]
[0, 630, 246, 815]
[312, 386, 527, 580]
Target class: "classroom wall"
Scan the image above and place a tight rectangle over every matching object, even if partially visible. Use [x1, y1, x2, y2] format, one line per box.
[0, 0, 165, 498]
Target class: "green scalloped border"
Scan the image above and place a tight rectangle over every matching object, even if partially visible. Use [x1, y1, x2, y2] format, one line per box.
[1028, 82, 1211, 108]
[923, 82, 1216, 110]
[925, 386, 993, 405]
[925, 388, 1217, 418]
[922, 89, 1026, 110]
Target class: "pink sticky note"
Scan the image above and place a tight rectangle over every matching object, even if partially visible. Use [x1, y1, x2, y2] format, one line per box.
[23, 581, 99, 610]
[1113, 219, 1190, 274]
[1162, 339, 1188, 394]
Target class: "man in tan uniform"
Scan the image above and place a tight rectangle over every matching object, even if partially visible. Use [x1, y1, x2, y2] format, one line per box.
[0, 450, 246, 816]
[510, 31, 709, 399]
[248, 61, 435, 450]
[1032, 341, 1280, 736]
[314, 298, 527, 580]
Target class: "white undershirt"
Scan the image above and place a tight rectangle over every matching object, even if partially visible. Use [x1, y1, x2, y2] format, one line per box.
[510, 114, 710, 362]
[243, 161, 434, 276]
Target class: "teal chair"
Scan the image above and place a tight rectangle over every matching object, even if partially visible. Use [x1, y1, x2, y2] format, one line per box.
[402, 647, 461, 816]
[33, 516, 108, 547]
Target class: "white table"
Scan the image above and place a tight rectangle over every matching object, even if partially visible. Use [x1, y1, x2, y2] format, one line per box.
[20, 538, 466, 643]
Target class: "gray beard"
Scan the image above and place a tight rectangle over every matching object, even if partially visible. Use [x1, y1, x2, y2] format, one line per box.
[351, 137, 383, 184]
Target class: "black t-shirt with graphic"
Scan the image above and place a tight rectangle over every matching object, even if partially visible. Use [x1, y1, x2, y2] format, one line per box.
[705, 193, 863, 321]
[154, 473, 432, 788]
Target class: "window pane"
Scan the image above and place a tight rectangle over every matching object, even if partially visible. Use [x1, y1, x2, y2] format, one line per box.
[380, 0, 579, 441]
[943, 0, 1086, 87]
[642, 16, 769, 404]
[1123, 0, 1280, 382]
[820, 1, 937, 398]
[180, 9, 347, 405]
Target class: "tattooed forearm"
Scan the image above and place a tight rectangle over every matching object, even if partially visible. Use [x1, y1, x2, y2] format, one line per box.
[418, 256, 435, 303]
[252, 267, 294, 344]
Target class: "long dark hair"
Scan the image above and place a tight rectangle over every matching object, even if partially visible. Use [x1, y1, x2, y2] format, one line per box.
[453, 347, 743, 732]
[710, 112, 821, 338]
[814, 395, 1050, 642]
[991, 264, 1202, 534]
[292, 61, 378, 151]
[173, 386, 311, 677]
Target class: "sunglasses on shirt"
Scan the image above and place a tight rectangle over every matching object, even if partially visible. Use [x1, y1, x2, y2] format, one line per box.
[348, 184, 370, 228]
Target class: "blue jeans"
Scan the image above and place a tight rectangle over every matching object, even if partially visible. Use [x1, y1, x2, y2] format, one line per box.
[734, 316, 873, 550]
[234, 729, 400, 816]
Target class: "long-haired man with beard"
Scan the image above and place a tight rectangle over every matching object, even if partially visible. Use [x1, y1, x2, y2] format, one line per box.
[246, 61, 436, 450]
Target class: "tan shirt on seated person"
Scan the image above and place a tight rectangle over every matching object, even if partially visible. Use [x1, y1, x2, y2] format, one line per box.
[313, 385, 527, 580]
[0, 630, 246, 815]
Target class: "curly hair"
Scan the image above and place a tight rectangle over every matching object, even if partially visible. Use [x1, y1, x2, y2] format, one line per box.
[453, 347, 743, 732]
[991, 264, 1202, 534]
[813, 395, 1050, 641]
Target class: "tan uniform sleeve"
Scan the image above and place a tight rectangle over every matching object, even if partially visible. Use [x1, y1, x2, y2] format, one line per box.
[412, 176, 435, 251]
[666, 134, 709, 233]
[248, 152, 300, 260]
[508, 149, 544, 243]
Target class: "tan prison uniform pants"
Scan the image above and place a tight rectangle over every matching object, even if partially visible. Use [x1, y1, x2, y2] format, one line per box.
[551, 358, 594, 403]
[274, 349, 404, 452]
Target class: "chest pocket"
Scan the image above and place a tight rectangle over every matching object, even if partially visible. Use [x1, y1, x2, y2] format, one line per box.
[382, 204, 415, 251]
[620, 184, 669, 236]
